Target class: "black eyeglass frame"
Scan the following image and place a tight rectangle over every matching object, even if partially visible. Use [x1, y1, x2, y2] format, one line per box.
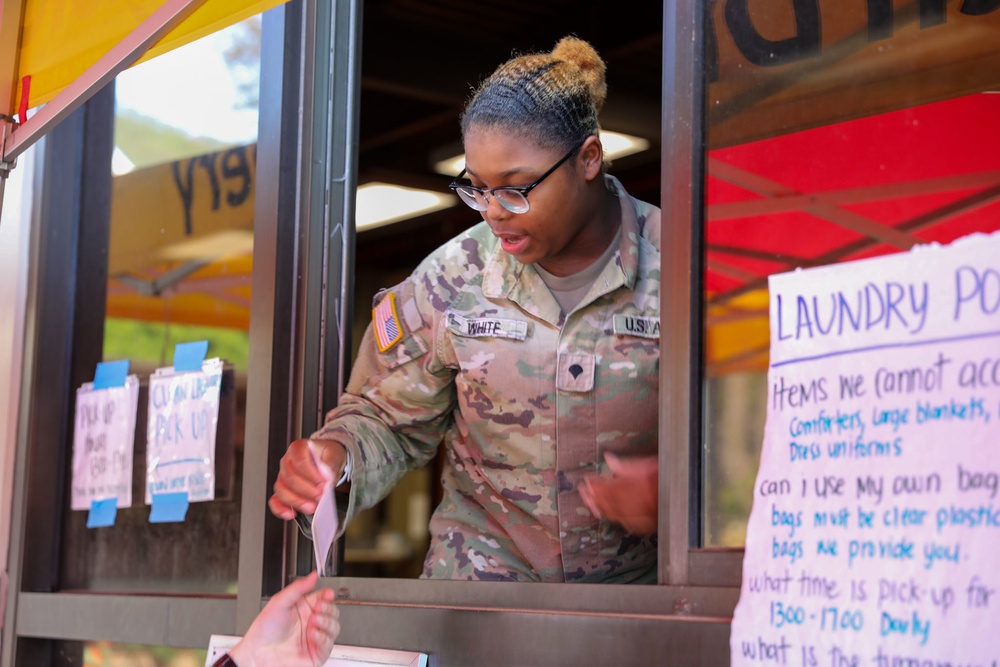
[448, 141, 584, 214]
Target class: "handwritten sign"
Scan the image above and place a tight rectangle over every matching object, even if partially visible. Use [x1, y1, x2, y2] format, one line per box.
[71, 376, 140, 510]
[145, 359, 223, 504]
[731, 231, 1000, 666]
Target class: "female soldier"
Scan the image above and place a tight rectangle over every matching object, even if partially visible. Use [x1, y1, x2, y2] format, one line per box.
[269, 36, 660, 583]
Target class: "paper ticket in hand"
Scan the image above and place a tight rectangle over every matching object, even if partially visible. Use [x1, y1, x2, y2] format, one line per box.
[307, 442, 339, 577]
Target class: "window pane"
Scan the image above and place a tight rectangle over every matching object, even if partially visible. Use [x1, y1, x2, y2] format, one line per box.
[43, 640, 206, 667]
[59, 17, 261, 592]
[701, 3, 1000, 546]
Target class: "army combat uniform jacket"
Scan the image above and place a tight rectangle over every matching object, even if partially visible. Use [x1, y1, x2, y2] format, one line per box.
[313, 175, 660, 583]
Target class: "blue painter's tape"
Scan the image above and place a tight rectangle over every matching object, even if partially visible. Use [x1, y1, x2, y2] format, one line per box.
[93, 360, 130, 389]
[87, 497, 118, 528]
[149, 492, 190, 523]
[173, 341, 209, 372]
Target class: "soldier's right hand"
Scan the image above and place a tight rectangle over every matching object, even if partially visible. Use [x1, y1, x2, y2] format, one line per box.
[268, 438, 349, 520]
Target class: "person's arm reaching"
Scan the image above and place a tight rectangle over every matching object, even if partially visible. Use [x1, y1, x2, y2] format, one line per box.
[219, 571, 339, 667]
[269, 277, 456, 528]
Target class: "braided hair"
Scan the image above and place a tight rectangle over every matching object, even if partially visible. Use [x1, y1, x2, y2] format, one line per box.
[460, 36, 608, 153]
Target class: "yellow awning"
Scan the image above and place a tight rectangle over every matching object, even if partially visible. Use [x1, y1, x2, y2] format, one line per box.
[705, 290, 770, 376]
[10, 0, 287, 114]
[109, 144, 256, 276]
[108, 255, 253, 330]
[107, 143, 256, 330]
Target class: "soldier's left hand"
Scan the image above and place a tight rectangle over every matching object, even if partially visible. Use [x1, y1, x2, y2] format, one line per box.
[579, 454, 658, 535]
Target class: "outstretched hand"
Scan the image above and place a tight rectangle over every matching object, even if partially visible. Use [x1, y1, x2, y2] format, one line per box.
[228, 571, 340, 667]
[269, 438, 349, 520]
[579, 454, 658, 535]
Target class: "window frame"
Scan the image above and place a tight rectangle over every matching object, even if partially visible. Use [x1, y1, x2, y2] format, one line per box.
[284, 0, 744, 615]
[1, 0, 744, 664]
[0, 5, 297, 663]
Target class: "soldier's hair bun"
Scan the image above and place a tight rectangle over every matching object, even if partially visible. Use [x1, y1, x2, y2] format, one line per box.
[460, 35, 608, 151]
[551, 36, 607, 114]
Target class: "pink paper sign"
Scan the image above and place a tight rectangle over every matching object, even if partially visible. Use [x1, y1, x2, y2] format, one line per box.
[145, 359, 223, 504]
[71, 376, 140, 509]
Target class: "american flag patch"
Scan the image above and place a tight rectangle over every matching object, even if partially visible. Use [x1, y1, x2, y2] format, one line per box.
[372, 292, 403, 352]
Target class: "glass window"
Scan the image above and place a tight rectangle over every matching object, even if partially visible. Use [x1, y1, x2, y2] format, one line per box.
[59, 17, 262, 593]
[49, 640, 206, 667]
[702, 2, 1000, 547]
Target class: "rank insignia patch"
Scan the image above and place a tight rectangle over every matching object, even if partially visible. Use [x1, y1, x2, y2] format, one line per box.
[373, 292, 403, 352]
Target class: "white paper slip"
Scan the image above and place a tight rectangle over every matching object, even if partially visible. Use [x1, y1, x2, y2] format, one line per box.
[206, 635, 428, 667]
[308, 441, 339, 577]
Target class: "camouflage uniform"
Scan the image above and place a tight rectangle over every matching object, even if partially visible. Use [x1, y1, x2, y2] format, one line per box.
[313, 175, 660, 583]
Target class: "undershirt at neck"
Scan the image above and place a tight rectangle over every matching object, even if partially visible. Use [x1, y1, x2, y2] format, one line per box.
[534, 226, 621, 314]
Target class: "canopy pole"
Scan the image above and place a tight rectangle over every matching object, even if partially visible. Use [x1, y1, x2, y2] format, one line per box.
[0, 116, 13, 225]
[0, 169, 6, 226]
[0, 0, 208, 167]
[0, 0, 24, 223]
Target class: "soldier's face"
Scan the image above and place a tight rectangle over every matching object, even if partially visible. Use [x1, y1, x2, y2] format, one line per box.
[462, 128, 597, 275]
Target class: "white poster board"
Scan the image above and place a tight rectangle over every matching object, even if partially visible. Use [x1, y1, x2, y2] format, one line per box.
[145, 358, 223, 504]
[731, 232, 1000, 665]
[71, 375, 140, 510]
[205, 635, 428, 667]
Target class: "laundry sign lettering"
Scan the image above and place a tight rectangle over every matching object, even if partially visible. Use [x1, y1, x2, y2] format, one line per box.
[731, 231, 1000, 665]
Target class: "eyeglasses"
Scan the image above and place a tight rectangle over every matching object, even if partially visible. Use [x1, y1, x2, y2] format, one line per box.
[448, 143, 581, 214]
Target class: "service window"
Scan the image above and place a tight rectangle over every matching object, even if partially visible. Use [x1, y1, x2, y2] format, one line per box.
[3, 10, 279, 666]
[326, 2, 666, 582]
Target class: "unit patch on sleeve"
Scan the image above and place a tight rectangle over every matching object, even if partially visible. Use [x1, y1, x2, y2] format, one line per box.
[446, 311, 528, 341]
[373, 292, 404, 352]
[613, 314, 660, 339]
